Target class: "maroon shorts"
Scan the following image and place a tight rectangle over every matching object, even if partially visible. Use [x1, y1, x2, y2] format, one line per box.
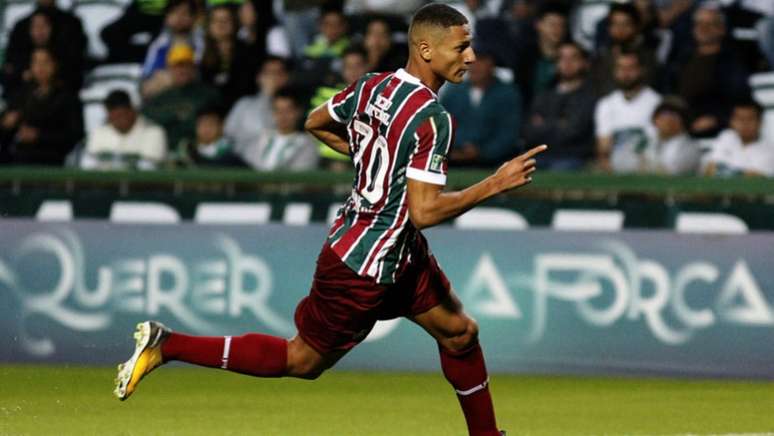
[294, 240, 451, 355]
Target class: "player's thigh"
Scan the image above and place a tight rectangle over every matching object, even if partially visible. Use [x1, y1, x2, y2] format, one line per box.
[410, 290, 478, 351]
[286, 335, 348, 379]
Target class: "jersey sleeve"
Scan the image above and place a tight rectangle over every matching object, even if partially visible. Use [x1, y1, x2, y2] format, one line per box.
[326, 80, 357, 123]
[407, 111, 453, 186]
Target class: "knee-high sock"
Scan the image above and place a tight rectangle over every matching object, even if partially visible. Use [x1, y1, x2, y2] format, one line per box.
[161, 332, 288, 377]
[439, 342, 499, 436]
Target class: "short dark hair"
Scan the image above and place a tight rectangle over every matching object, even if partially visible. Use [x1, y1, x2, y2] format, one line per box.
[537, 2, 569, 19]
[410, 3, 468, 31]
[342, 44, 368, 60]
[104, 90, 133, 110]
[559, 40, 589, 59]
[653, 96, 689, 125]
[261, 55, 290, 72]
[608, 2, 641, 27]
[616, 47, 645, 66]
[165, 0, 196, 16]
[733, 98, 764, 118]
[196, 103, 226, 120]
[273, 87, 303, 108]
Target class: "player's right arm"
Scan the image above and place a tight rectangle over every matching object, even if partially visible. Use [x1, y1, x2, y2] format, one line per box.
[407, 145, 546, 230]
[406, 111, 547, 230]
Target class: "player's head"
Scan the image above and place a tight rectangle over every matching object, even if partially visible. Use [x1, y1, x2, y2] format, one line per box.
[408, 3, 474, 84]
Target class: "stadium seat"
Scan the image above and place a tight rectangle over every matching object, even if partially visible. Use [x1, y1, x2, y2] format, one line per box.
[570, 0, 613, 51]
[73, 0, 127, 60]
[749, 71, 774, 142]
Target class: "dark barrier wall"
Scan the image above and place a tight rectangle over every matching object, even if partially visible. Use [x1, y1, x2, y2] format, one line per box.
[1, 220, 773, 378]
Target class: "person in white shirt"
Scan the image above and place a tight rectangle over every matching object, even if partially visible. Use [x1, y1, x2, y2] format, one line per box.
[80, 90, 167, 170]
[705, 100, 774, 177]
[595, 50, 661, 173]
[644, 97, 701, 175]
[224, 55, 289, 151]
[237, 87, 319, 171]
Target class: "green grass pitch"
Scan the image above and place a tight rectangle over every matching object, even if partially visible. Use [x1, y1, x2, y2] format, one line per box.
[0, 365, 772, 435]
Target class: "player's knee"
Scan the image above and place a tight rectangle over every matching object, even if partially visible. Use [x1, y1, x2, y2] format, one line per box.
[442, 318, 479, 353]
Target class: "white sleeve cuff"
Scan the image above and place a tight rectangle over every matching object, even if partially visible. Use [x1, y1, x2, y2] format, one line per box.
[327, 99, 345, 123]
[406, 167, 447, 185]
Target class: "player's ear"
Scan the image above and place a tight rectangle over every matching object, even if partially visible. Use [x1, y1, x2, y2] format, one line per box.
[418, 40, 432, 62]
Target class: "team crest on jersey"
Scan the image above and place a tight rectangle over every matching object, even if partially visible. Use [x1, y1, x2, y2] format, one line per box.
[430, 153, 445, 172]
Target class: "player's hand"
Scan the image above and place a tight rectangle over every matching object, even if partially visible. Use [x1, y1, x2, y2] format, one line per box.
[493, 144, 548, 192]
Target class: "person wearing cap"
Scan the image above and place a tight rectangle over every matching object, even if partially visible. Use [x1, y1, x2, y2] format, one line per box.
[440, 50, 522, 167]
[80, 89, 167, 170]
[142, 43, 221, 162]
[643, 96, 701, 175]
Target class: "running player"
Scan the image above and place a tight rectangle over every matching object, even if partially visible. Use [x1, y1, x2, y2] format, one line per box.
[114, 4, 547, 435]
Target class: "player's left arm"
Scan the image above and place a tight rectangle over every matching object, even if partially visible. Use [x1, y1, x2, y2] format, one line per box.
[305, 103, 350, 155]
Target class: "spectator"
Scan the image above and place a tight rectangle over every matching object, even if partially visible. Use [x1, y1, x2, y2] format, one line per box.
[142, 44, 221, 160]
[513, 2, 568, 109]
[666, 3, 750, 138]
[303, 8, 350, 59]
[0, 48, 83, 166]
[705, 100, 774, 177]
[200, 5, 256, 107]
[141, 0, 203, 96]
[101, 0, 168, 63]
[308, 45, 368, 168]
[185, 105, 245, 167]
[590, 2, 659, 96]
[644, 97, 701, 175]
[2, 9, 85, 96]
[237, 0, 291, 59]
[441, 51, 522, 167]
[362, 17, 405, 73]
[224, 56, 290, 151]
[344, 0, 426, 16]
[237, 88, 319, 171]
[523, 41, 596, 170]
[595, 50, 662, 173]
[81, 90, 167, 170]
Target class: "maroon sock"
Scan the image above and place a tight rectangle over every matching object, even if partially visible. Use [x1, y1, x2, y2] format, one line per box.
[161, 332, 288, 377]
[439, 342, 499, 436]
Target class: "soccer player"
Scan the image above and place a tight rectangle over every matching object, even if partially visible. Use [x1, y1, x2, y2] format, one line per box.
[114, 4, 547, 435]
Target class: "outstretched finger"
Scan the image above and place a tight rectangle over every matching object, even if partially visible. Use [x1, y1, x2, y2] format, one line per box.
[524, 159, 536, 168]
[520, 144, 548, 161]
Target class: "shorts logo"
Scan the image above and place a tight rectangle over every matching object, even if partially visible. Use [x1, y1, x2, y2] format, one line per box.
[430, 154, 444, 172]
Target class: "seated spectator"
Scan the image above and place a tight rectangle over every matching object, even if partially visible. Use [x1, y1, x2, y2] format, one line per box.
[80, 90, 167, 170]
[665, 3, 750, 138]
[237, 0, 291, 59]
[142, 44, 221, 160]
[441, 51, 522, 167]
[643, 97, 701, 175]
[594, 0, 670, 62]
[297, 8, 351, 88]
[236, 88, 319, 171]
[595, 50, 662, 173]
[363, 17, 406, 73]
[523, 41, 596, 170]
[590, 2, 659, 96]
[141, 0, 203, 97]
[2, 9, 85, 97]
[224, 56, 290, 151]
[200, 5, 256, 108]
[101, 0, 168, 63]
[705, 100, 774, 177]
[0, 48, 83, 166]
[308, 45, 369, 169]
[304, 8, 350, 59]
[184, 105, 245, 167]
[513, 2, 568, 109]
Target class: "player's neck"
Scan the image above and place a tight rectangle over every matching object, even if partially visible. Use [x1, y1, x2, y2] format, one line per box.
[404, 60, 444, 93]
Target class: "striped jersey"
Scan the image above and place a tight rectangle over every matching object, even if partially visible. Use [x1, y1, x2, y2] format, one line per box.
[325, 68, 453, 284]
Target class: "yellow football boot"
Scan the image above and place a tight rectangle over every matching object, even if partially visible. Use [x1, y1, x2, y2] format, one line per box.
[113, 321, 170, 401]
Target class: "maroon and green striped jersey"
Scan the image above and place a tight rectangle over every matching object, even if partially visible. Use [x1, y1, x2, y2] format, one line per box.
[325, 68, 453, 284]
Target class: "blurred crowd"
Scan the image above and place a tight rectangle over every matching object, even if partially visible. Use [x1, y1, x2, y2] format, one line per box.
[1, 0, 773, 177]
